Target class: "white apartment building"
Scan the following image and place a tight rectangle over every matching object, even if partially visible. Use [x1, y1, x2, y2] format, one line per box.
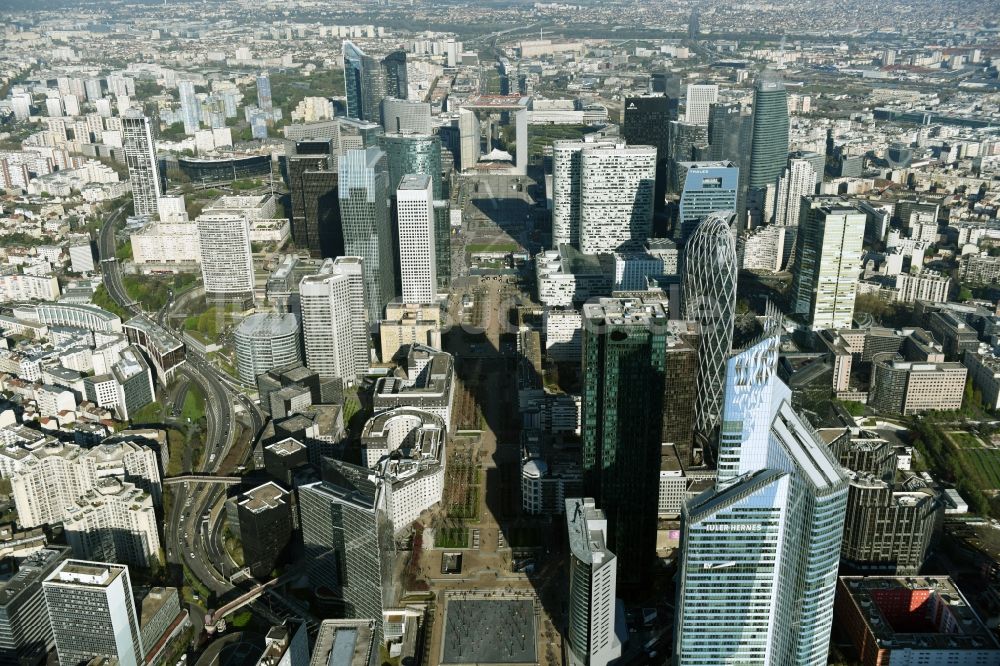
[63, 478, 161, 568]
[544, 308, 583, 362]
[773, 159, 817, 227]
[120, 111, 161, 218]
[131, 221, 201, 266]
[196, 213, 255, 308]
[396, 174, 437, 304]
[0, 273, 60, 302]
[3, 439, 161, 528]
[740, 225, 787, 273]
[684, 83, 719, 126]
[299, 257, 369, 384]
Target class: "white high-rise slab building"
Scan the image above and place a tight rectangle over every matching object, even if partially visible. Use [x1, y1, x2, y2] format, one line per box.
[578, 144, 657, 254]
[684, 83, 719, 126]
[792, 197, 865, 330]
[42, 560, 144, 666]
[120, 110, 161, 218]
[177, 80, 199, 134]
[551, 137, 620, 249]
[566, 497, 622, 666]
[196, 213, 255, 308]
[396, 174, 437, 304]
[299, 257, 369, 385]
[773, 158, 817, 227]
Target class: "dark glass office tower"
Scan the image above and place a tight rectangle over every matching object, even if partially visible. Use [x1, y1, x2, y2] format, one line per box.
[708, 102, 753, 226]
[581, 298, 669, 590]
[287, 139, 342, 258]
[381, 51, 408, 101]
[433, 200, 452, 291]
[650, 71, 681, 120]
[747, 76, 790, 221]
[667, 120, 708, 194]
[622, 96, 672, 213]
[299, 459, 397, 643]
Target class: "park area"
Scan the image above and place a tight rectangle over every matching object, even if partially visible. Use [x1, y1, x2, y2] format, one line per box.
[947, 430, 1000, 490]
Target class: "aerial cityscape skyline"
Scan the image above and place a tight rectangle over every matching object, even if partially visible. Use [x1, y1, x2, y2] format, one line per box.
[0, 0, 999, 664]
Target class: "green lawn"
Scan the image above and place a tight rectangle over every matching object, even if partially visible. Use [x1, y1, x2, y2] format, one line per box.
[182, 385, 206, 423]
[950, 431, 984, 449]
[436, 527, 469, 549]
[961, 449, 1000, 489]
[129, 401, 163, 423]
[467, 241, 520, 254]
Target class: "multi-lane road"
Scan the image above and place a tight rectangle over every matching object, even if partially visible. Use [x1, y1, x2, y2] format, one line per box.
[98, 207, 264, 611]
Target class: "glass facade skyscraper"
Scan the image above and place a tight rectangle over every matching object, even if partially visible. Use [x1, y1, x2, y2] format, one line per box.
[287, 139, 340, 257]
[299, 460, 396, 643]
[581, 298, 668, 590]
[622, 96, 672, 213]
[676, 161, 739, 242]
[338, 148, 396, 323]
[256, 72, 272, 113]
[343, 41, 407, 123]
[674, 310, 849, 666]
[682, 211, 737, 439]
[380, 132, 443, 198]
[747, 76, 790, 223]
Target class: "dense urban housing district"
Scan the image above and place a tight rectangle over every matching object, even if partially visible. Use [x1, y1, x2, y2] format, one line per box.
[1, 0, 1000, 664]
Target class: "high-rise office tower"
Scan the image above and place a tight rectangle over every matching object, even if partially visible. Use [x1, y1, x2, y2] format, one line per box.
[234, 312, 302, 384]
[177, 80, 199, 134]
[551, 140, 588, 248]
[42, 560, 144, 666]
[676, 161, 739, 242]
[650, 71, 681, 119]
[343, 42, 407, 123]
[622, 96, 672, 213]
[667, 121, 708, 194]
[121, 110, 162, 218]
[299, 460, 397, 642]
[791, 197, 865, 330]
[380, 51, 409, 102]
[344, 41, 382, 123]
[396, 174, 437, 304]
[579, 144, 657, 254]
[0, 547, 69, 666]
[581, 298, 668, 589]
[433, 200, 452, 292]
[237, 482, 294, 580]
[773, 158, 817, 227]
[682, 211, 737, 438]
[381, 98, 431, 134]
[256, 72, 273, 113]
[287, 139, 341, 257]
[684, 83, 718, 126]
[196, 213, 255, 309]
[674, 311, 849, 666]
[707, 102, 753, 225]
[565, 498, 622, 666]
[457, 108, 481, 172]
[380, 132, 443, 198]
[339, 148, 396, 323]
[747, 76, 790, 224]
[299, 257, 369, 384]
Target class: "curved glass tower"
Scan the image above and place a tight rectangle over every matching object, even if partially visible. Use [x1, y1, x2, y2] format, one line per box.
[380, 133, 443, 198]
[682, 211, 737, 439]
[748, 76, 789, 191]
